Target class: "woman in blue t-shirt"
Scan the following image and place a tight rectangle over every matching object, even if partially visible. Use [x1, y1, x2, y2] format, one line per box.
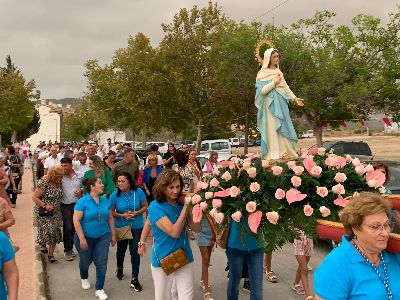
[145, 169, 200, 300]
[0, 231, 18, 300]
[110, 172, 148, 291]
[73, 177, 116, 300]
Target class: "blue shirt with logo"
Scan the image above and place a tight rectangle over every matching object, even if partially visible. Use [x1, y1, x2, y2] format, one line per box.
[109, 189, 147, 229]
[315, 235, 400, 299]
[0, 232, 15, 300]
[74, 194, 111, 238]
[148, 200, 194, 268]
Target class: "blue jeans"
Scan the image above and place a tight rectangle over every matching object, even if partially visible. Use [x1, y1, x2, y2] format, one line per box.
[116, 227, 142, 279]
[74, 233, 111, 290]
[226, 247, 263, 300]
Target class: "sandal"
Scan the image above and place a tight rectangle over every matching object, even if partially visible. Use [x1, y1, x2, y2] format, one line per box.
[200, 280, 211, 291]
[40, 246, 48, 254]
[48, 255, 58, 263]
[204, 292, 214, 300]
[292, 283, 305, 295]
[264, 269, 278, 283]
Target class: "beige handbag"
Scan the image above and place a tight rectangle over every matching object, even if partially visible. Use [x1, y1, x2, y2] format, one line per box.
[115, 225, 133, 241]
[216, 220, 230, 249]
[115, 190, 136, 241]
[158, 248, 189, 275]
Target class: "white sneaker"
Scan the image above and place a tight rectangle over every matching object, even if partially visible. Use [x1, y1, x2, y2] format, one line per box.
[95, 289, 108, 300]
[81, 279, 90, 290]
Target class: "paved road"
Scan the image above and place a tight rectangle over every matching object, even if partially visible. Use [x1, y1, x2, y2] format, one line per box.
[48, 235, 331, 299]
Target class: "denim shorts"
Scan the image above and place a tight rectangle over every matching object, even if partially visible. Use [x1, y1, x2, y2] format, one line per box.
[196, 218, 213, 247]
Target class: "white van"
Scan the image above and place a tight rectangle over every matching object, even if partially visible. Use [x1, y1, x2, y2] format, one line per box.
[200, 139, 232, 160]
[229, 138, 240, 147]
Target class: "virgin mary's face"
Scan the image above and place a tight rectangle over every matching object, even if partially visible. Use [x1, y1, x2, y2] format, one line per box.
[269, 52, 279, 67]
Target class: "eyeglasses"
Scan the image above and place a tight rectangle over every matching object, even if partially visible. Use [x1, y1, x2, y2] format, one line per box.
[364, 222, 391, 233]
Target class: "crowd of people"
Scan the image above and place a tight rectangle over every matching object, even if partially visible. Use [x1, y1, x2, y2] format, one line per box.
[0, 139, 399, 300]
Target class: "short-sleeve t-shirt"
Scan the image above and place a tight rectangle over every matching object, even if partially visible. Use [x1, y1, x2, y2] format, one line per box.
[0, 232, 15, 300]
[315, 236, 400, 300]
[74, 194, 111, 238]
[148, 200, 194, 268]
[227, 219, 261, 251]
[109, 189, 147, 229]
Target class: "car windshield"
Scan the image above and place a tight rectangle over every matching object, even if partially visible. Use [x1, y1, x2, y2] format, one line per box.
[211, 142, 229, 151]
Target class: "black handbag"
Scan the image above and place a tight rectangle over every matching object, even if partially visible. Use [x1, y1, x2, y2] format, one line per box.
[38, 206, 54, 217]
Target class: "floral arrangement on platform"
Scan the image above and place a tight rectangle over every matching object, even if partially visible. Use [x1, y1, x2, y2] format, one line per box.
[186, 148, 386, 252]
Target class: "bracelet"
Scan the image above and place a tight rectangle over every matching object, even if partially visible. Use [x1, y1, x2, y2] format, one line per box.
[138, 241, 146, 246]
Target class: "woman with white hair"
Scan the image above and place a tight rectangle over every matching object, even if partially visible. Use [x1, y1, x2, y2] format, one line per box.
[255, 48, 304, 161]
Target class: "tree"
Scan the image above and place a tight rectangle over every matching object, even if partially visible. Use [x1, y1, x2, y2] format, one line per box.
[157, 1, 232, 153]
[0, 55, 40, 143]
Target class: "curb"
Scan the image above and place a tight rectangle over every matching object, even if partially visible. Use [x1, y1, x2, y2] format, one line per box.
[33, 224, 51, 300]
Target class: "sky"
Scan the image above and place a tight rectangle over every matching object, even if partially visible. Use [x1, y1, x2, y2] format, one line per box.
[1, 0, 398, 99]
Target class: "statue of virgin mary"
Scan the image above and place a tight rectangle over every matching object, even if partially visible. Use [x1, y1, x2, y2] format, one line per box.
[255, 48, 304, 160]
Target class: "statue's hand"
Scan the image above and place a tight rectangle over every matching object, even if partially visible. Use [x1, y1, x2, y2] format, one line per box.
[294, 98, 304, 107]
[273, 74, 282, 85]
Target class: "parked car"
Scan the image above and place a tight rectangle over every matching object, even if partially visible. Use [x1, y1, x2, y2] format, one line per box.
[299, 130, 314, 138]
[229, 138, 240, 147]
[311, 141, 373, 160]
[200, 139, 232, 156]
[254, 139, 261, 146]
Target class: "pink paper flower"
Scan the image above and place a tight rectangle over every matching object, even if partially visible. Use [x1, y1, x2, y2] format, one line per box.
[300, 148, 309, 158]
[246, 153, 255, 159]
[210, 178, 220, 187]
[286, 188, 307, 204]
[229, 186, 240, 198]
[345, 154, 352, 162]
[325, 154, 339, 168]
[248, 211, 262, 233]
[213, 168, 220, 176]
[261, 160, 269, 168]
[192, 204, 203, 223]
[366, 170, 386, 187]
[303, 204, 314, 216]
[245, 201, 257, 213]
[317, 147, 326, 156]
[310, 166, 322, 177]
[332, 183, 345, 195]
[228, 161, 236, 170]
[266, 211, 279, 225]
[243, 157, 252, 163]
[209, 208, 217, 217]
[221, 171, 232, 181]
[205, 192, 214, 199]
[191, 194, 202, 204]
[271, 166, 283, 176]
[355, 165, 366, 175]
[214, 212, 225, 224]
[352, 158, 361, 167]
[293, 166, 304, 176]
[214, 189, 230, 198]
[231, 211, 243, 222]
[212, 198, 223, 208]
[316, 186, 329, 198]
[246, 167, 257, 178]
[287, 161, 296, 169]
[303, 155, 316, 172]
[365, 164, 374, 173]
[275, 188, 286, 200]
[249, 182, 261, 193]
[333, 195, 349, 207]
[291, 176, 302, 187]
[367, 179, 379, 188]
[219, 160, 229, 168]
[319, 206, 331, 217]
[334, 172, 347, 183]
[199, 202, 208, 211]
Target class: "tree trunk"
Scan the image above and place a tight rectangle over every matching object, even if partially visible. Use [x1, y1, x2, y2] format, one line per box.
[10, 130, 17, 143]
[244, 104, 250, 155]
[196, 120, 203, 155]
[142, 128, 147, 148]
[313, 124, 323, 147]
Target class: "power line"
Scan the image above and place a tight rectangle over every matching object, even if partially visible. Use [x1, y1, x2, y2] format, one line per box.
[250, 0, 290, 22]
